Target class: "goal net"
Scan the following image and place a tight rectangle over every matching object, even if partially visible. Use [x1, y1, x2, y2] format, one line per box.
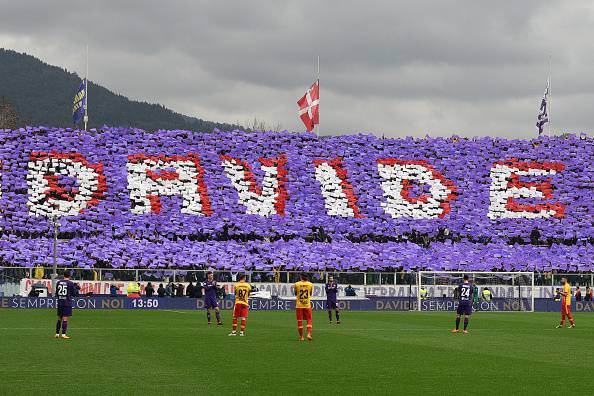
[417, 271, 534, 312]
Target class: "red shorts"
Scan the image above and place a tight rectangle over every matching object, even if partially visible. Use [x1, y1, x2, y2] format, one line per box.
[296, 307, 312, 321]
[562, 304, 572, 315]
[233, 304, 249, 318]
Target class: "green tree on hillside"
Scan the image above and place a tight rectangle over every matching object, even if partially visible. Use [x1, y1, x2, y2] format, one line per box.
[0, 48, 241, 132]
[0, 97, 19, 129]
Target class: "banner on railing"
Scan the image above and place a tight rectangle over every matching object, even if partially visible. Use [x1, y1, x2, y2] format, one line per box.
[20, 278, 560, 299]
[1, 296, 591, 313]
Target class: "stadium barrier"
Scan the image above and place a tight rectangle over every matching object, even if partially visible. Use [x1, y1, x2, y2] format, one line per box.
[2, 268, 591, 299]
[13, 278, 571, 299]
[0, 268, 591, 299]
[4, 266, 592, 286]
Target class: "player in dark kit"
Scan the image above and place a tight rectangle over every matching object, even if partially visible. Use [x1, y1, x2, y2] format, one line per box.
[55, 270, 76, 339]
[325, 275, 340, 324]
[452, 274, 473, 334]
[202, 272, 222, 325]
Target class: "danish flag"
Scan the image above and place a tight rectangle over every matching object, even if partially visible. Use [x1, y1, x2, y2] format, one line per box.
[297, 80, 319, 132]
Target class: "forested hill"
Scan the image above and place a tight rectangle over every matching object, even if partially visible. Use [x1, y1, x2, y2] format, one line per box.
[0, 49, 239, 131]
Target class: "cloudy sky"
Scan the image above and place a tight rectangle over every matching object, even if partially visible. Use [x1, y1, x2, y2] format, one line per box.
[1, 0, 593, 137]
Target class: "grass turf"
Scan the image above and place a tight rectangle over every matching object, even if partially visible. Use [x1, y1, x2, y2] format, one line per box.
[1, 309, 593, 395]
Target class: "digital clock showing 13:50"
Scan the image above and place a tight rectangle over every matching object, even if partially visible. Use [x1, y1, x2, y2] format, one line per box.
[130, 299, 159, 309]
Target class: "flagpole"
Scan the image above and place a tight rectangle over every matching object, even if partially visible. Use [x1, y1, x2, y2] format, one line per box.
[84, 44, 89, 132]
[548, 55, 551, 137]
[316, 55, 320, 136]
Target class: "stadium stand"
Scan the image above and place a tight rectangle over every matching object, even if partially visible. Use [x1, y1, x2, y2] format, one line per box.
[0, 127, 592, 272]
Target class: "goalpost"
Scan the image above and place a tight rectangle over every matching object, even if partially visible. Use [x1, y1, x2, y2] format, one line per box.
[417, 271, 535, 312]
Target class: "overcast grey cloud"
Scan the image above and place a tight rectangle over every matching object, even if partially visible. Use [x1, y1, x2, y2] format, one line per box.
[1, 0, 593, 137]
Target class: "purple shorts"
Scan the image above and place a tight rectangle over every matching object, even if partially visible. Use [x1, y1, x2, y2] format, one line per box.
[327, 300, 338, 310]
[204, 298, 218, 309]
[57, 304, 72, 317]
[456, 301, 472, 315]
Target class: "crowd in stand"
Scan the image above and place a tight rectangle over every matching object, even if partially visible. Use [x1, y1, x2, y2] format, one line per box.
[1, 128, 593, 273]
[114, 281, 223, 298]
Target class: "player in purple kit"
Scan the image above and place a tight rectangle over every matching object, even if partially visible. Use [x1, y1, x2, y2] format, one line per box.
[325, 275, 340, 324]
[54, 270, 76, 339]
[451, 274, 473, 334]
[202, 272, 223, 326]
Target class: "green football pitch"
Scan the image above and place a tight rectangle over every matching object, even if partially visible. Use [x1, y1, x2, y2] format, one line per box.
[2, 309, 593, 395]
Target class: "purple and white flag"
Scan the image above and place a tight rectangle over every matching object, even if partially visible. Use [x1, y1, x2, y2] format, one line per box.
[536, 80, 549, 135]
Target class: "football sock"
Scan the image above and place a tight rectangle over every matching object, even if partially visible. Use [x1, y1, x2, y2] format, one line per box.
[306, 323, 312, 336]
[298, 325, 303, 338]
[240, 319, 246, 332]
[232, 318, 238, 331]
[61, 321, 68, 335]
[463, 318, 469, 330]
[335, 310, 340, 321]
[328, 310, 332, 321]
[55, 320, 61, 334]
[207, 311, 211, 322]
[455, 317, 460, 330]
[215, 311, 221, 323]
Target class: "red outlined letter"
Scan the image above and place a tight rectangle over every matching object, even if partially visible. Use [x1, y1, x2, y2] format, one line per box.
[127, 154, 212, 215]
[220, 154, 288, 217]
[488, 159, 565, 219]
[27, 152, 107, 217]
[376, 159, 457, 219]
[313, 157, 363, 218]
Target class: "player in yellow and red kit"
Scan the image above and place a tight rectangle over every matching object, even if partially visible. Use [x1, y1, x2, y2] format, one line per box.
[294, 273, 314, 341]
[229, 274, 252, 337]
[556, 277, 575, 329]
